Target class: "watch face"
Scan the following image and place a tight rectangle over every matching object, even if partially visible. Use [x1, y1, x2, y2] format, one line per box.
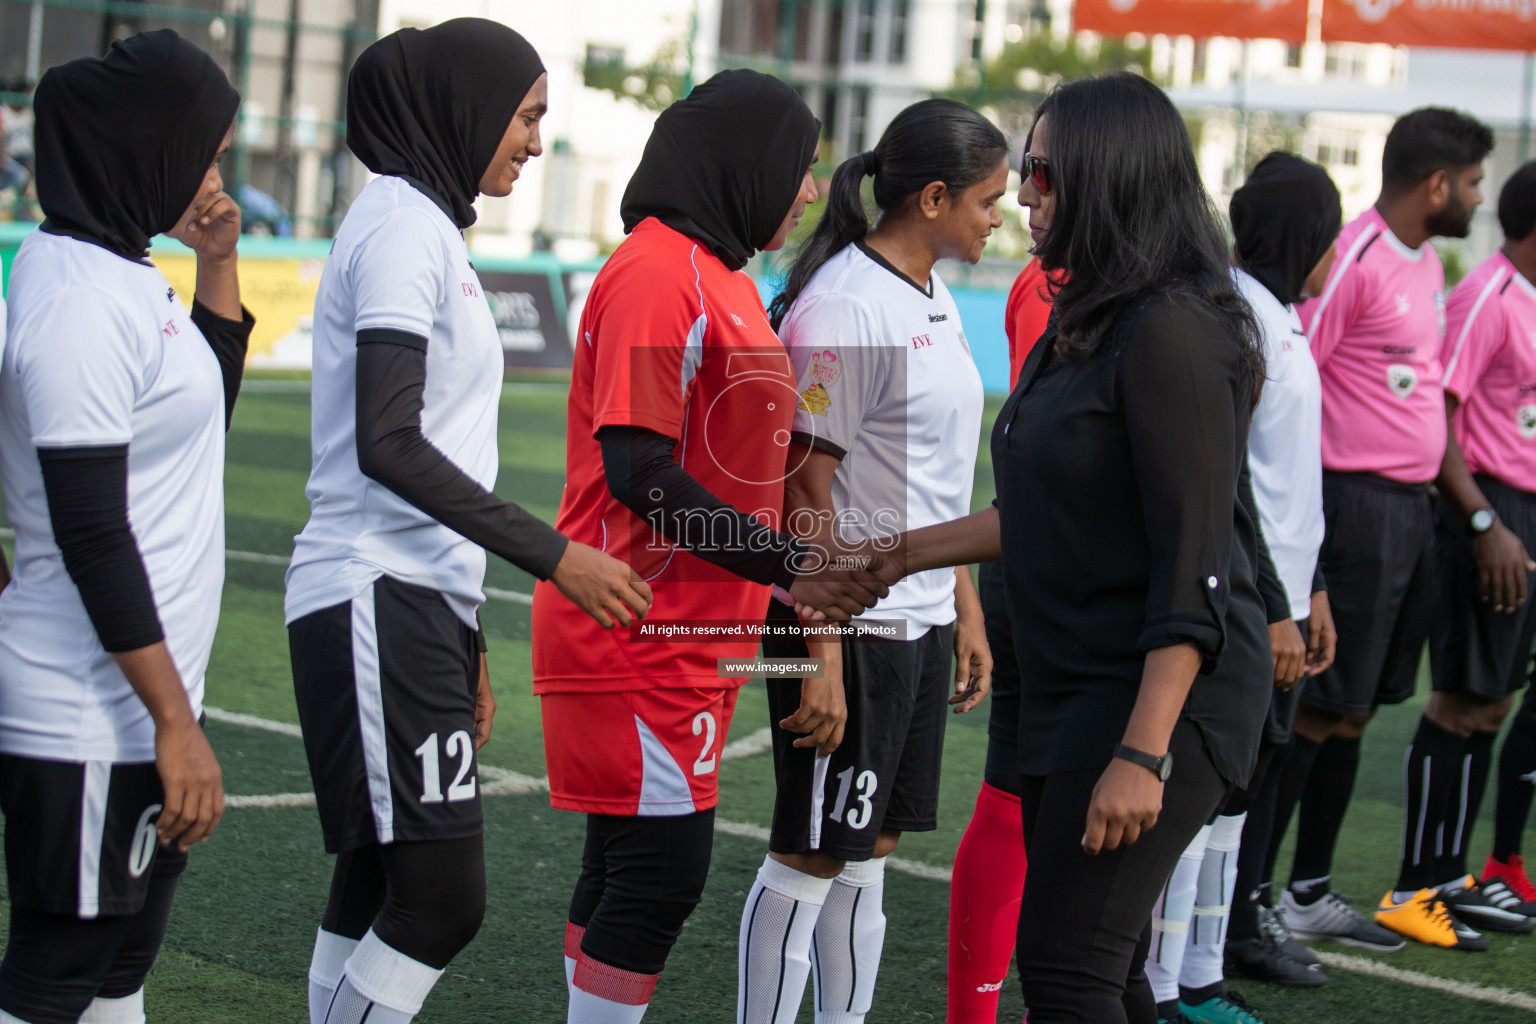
[1158, 755, 1174, 782]
[1472, 508, 1496, 533]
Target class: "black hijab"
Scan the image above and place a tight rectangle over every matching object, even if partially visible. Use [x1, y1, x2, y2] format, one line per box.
[1230, 151, 1343, 306]
[347, 19, 545, 230]
[621, 69, 820, 271]
[34, 30, 239, 263]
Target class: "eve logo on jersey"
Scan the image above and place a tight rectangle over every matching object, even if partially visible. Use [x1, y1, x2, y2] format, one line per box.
[415, 730, 477, 803]
[1387, 364, 1418, 399]
[1519, 405, 1536, 441]
[161, 319, 180, 338]
[461, 281, 482, 299]
[911, 334, 932, 349]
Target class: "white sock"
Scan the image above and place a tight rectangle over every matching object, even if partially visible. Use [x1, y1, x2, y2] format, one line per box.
[79, 990, 145, 1024]
[811, 857, 887, 1024]
[738, 856, 835, 1024]
[323, 930, 443, 1024]
[569, 952, 657, 1023]
[1183, 813, 1243, 992]
[0, 1011, 35, 1023]
[1146, 824, 1211, 1004]
[309, 929, 360, 1023]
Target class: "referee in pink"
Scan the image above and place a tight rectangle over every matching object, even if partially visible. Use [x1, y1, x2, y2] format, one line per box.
[1265, 108, 1493, 951]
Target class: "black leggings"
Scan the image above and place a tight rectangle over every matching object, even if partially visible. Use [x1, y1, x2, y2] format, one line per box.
[1015, 720, 1230, 1024]
[321, 835, 486, 970]
[569, 810, 715, 975]
[0, 847, 185, 1024]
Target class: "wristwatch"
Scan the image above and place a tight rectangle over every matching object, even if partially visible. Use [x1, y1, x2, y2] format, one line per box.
[1114, 744, 1173, 782]
[1469, 507, 1498, 535]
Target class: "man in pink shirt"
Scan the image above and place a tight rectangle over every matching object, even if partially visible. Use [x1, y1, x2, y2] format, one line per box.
[1425, 164, 1536, 930]
[1375, 161, 1536, 946]
[1267, 108, 1493, 952]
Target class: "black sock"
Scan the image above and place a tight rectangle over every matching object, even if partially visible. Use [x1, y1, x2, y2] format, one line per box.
[1436, 730, 1495, 884]
[1291, 734, 1361, 894]
[1396, 717, 1468, 893]
[1493, 709, 1536, 862]
[1157, 998, 1183, 1022]
[1228, 748, 1283, 943]
[1265, 734, 1323, 901]
[1180, 981, 1224, 1007]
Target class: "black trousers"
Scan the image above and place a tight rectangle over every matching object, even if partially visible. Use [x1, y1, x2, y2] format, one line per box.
[1016, 720, 1229, 1024]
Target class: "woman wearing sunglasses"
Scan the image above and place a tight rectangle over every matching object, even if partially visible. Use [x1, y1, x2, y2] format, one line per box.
[872, 72, 1273, 1024]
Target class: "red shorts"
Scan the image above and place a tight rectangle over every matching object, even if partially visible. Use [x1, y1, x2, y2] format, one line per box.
[541, 687, 740, 816]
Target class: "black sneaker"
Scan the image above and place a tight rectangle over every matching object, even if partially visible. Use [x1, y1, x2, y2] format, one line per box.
[1440, 876, 1536, 934]
[1224, 935, 1328, 988]
[1260, 904, 1322, 968]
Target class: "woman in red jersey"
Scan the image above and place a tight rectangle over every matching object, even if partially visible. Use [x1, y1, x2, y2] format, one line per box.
[531, 70, 887, 1024]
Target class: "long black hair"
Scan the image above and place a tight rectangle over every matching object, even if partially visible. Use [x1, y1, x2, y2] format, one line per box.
[1029, 73, 1263, 397]
[769, 98, 1007, 329]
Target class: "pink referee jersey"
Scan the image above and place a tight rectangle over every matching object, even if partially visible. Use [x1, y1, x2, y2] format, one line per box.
[1441, 251, 1536, 493]
[1296, 207, 1448, 484]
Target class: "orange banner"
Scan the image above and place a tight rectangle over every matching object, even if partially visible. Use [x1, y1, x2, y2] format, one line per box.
[1321, 0, 1536, 50]
[1074, 0, 1308, 41]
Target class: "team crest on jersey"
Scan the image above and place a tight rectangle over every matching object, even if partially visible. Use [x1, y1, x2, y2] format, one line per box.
[1386, 364, 1418, 400]
[798, 383, 831, 416]
[808, 349, 841, 387]
[1520, 405, 1536, 441]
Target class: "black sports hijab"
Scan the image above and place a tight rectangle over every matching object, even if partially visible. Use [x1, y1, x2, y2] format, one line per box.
[348, 18, 545, 230]
[1230, 151, 1343, 306]
[34, 30, 239, 263]
[621, 69, 820, 271]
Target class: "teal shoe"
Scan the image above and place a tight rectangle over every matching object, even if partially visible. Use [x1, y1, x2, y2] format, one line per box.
[1179, 990, 1267, 1024]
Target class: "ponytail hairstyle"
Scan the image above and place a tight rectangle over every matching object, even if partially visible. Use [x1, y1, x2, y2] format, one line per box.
[768, 98, 1007, 329]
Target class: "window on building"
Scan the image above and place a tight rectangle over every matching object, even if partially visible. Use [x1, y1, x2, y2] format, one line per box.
[855, 0, 877, 62]
[850, 85, 871, 152]
[890, 0, 909, 63]
[1284, 43, 1301, 68]
[1192, 39, 1208, 83]
[827, 6, 845, 63]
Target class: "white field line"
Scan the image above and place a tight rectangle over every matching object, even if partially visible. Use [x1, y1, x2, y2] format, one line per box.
[240, 379, 566, 397]
[1316, 951, 1536, 1013]
[721, 727, 772, 762]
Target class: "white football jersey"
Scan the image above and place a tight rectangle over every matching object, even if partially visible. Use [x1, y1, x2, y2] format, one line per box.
[0, 230, 226, 762]
[780, 242, 985, 636]
[285, 176, 504, 630]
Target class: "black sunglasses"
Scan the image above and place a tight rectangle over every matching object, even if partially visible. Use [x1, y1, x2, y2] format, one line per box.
[1023, 153, 1053, 196]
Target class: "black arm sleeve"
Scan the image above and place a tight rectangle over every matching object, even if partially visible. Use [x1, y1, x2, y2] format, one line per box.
[598, 425, 805, 590]
[355, 331, 569, 580]
[1239, 455, 1292, 624]
[37, 446, 165, 653]
[1312, 559, 1326, 596]
[190, 300, 255, 430]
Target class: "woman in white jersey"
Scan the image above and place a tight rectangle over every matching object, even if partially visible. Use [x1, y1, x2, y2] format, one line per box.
[0, 30, 249, 1024]
[737, 99, 1008, 1024]
[286, 21, 650, 1024]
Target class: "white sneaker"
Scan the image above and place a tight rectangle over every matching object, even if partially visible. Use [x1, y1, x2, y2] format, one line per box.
[1279, 888, 1406, 951]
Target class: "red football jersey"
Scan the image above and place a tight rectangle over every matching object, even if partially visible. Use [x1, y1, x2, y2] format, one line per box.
[532, 218, 797, 694]
[1004, 260, 1055, 390]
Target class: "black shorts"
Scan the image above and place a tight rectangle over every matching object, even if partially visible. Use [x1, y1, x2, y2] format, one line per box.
[763, 604, 953, 861]
[979, 561, 1021, 784]
[1261, 617, 1309, 746]
[1431, 476, 1536, 701]
[1302, 471, 1437, 718]
[0, 754, 187, 918]
[290, 575, 483, 854]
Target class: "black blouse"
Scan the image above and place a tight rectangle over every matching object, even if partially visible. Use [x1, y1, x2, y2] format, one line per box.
[993, 293, 1272, 786]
